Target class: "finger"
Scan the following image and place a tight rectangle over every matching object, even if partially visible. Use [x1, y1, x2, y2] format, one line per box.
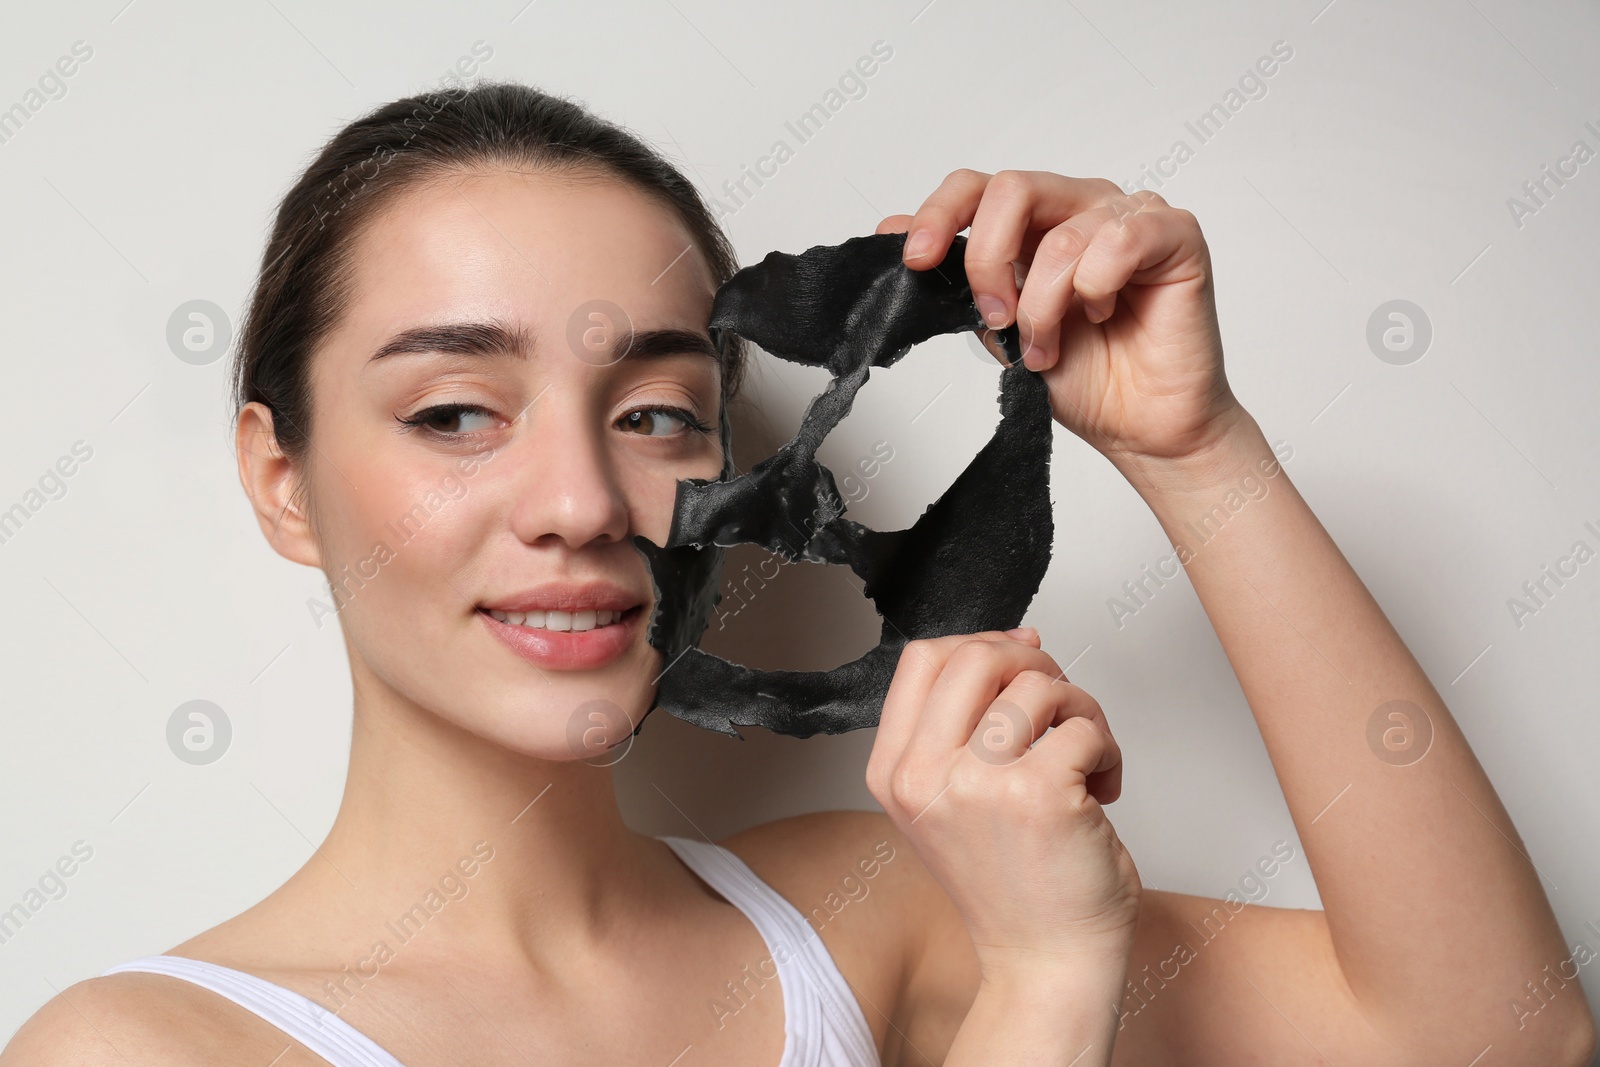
[976, 673, 1122, 803]
[967, 255, 1048, 357]
[964, 668, 1068, 767]
[1071, 198, 1192, 326]
[1005, 625, 1042, 647]
[1028, 718, 1121, 813]
[1012, 201, 1128, 371]
[900, 168, 991, 269]
[963, 171, 1123, 331]
[1016, 300, 1063, 374]
[869, 632, 1041, 779]
[1027, 687, 1124, 804]
[876, 213, 914, 235]
[971, 326, 1016, 368]
[901, 638, 1064, 763]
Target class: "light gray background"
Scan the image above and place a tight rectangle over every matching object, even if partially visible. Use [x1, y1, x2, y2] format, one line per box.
[2, 0, 1597, 1043]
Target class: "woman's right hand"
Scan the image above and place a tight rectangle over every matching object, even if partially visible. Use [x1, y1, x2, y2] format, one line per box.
[865, 627, 1142, 989]
[880, 170, 1246, 476]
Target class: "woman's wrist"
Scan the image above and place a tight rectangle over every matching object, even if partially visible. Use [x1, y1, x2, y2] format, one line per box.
[946, 953, 1132, 1067]
[1105, 401, 1271, 504]
[979, 952, 1132, 1007]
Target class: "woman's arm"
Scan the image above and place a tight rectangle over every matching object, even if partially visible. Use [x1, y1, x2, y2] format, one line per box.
[877, 168, 1596, 1065]
[1108, 406, 1597, 1061]
[944, 963, 1128, 1067]
[865, 628, 1143, 1067]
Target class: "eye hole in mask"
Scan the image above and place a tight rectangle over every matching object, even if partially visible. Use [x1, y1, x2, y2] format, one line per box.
[631, 230, 1056, 740]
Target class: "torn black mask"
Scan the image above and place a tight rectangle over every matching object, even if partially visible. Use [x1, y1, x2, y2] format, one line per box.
[631, 231, 1055, 740]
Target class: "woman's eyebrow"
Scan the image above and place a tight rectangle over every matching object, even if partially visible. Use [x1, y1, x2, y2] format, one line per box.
[369, 320, 529, 363]
[366, 320, 720, 366]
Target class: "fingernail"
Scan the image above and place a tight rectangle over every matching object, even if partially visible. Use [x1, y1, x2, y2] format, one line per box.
[904, 229, 934, 261]
[975, 294, 1008, 328]
[1005, 625, 1037, 638]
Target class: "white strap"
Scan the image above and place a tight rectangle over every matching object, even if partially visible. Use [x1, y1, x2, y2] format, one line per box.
[660, 835, 880, 1066]
[101, 955, 404, 1067]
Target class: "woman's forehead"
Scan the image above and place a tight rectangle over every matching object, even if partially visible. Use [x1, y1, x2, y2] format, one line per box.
[347, 171, 715, 324]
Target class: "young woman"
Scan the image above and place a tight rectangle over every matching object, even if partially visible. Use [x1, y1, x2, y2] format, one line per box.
[4, 81, 1592, 1067]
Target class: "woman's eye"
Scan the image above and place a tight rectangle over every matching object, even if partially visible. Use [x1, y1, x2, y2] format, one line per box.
[398, 404, 498, 437]
[619, 406, 712, 438]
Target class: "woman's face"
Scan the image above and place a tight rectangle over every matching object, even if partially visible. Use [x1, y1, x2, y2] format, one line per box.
[287, 168, 726, 758]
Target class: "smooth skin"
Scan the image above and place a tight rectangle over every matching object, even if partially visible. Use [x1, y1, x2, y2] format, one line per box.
[5, 166, 1595, 1067]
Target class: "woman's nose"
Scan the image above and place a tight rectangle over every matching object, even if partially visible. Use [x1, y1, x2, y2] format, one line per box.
[505, 399, 630, 549]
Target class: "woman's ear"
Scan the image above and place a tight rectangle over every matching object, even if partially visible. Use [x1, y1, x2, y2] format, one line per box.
[235, 401, 321, 568]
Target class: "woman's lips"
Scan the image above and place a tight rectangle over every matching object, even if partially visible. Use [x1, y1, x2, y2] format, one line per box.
[478, 605, 641, 670]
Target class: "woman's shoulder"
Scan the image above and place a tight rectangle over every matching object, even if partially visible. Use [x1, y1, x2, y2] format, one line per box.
[1, 967, 287, 1066]
[716, 808, 918, 916]
[713, 809, 976, 1039]
[716, 808, 919, 907]
[3, 874, 338, 1066]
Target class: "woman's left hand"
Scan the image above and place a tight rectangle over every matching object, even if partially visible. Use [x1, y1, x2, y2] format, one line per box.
[878, 169, 1246, 470]
[865, 628, 1142, 985]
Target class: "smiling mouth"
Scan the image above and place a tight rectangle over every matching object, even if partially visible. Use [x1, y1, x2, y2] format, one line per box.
[480, 606, 641, 633]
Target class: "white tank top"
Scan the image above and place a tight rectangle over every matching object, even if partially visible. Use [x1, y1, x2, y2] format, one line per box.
[100, 835, 880, 1067]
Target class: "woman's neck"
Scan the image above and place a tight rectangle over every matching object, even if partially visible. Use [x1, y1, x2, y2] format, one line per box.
[256, 671, 672, 978]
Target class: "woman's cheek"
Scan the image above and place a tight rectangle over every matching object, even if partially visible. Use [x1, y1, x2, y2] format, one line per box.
[332, 473, 460, 604]
[621, 466, 687, 546]
[637, 492, 678, 548]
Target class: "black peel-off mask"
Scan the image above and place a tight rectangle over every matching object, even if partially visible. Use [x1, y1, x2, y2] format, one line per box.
[631, 231, 1056, 740]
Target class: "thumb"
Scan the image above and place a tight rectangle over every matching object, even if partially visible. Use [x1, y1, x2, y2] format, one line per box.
[1004, 625, 1041, 647]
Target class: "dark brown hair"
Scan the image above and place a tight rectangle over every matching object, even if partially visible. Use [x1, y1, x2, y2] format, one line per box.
[231, 79, 746, 514]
